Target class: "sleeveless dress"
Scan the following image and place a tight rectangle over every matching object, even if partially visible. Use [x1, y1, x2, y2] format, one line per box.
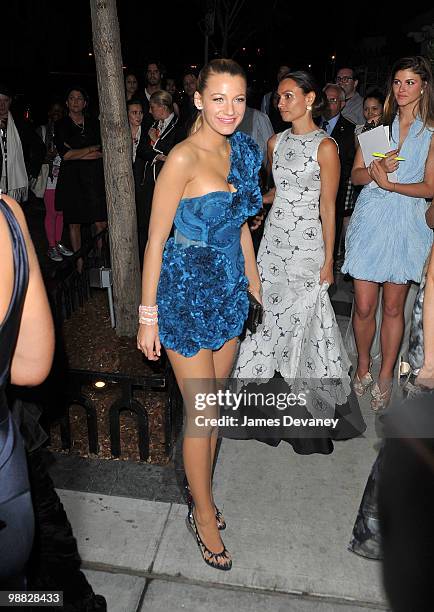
[0, 197, 34, 585]
[342, 116, 433, 283]
[156, 132, 262, 357]
[233, 129, 365, 451]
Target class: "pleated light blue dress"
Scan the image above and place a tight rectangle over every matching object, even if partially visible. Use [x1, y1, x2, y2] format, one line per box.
[342, 116, 433, 284]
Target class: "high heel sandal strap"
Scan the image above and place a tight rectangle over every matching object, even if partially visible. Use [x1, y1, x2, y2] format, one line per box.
[187, 511, 231, 568]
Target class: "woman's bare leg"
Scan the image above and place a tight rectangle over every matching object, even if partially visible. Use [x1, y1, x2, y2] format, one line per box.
[94, 220, 107, 255]
[380, 282, 410, 387]
[353, 280, 379, 376]
[69, 223, 83, 273]
[209, 337, 239, 501]
[166, 347, 226, 557]
[417, 247, 434, 387]
[69, 223, 81, 253]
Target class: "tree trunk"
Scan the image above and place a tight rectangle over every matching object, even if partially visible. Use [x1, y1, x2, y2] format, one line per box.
[89, 0, 141, 336]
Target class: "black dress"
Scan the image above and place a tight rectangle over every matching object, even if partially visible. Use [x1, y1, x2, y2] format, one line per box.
[0, 197, 34, 588]
[54, 116, 107, 224]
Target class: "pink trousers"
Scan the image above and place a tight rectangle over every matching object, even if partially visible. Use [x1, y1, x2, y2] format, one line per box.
[44, 189, 63, 247]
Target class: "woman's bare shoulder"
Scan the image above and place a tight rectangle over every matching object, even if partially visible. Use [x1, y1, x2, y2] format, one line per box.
[168, 139, 199, 167]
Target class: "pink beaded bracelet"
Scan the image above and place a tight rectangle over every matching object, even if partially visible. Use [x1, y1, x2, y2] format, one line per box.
[138, 304, 158, 325]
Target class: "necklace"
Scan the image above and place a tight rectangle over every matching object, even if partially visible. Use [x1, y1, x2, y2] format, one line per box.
[70, 114, 85, 135]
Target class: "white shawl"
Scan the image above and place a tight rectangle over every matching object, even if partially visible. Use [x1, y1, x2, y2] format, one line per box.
[0, 112, 28, 202]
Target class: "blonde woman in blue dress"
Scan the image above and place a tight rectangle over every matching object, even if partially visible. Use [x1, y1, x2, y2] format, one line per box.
[137, 59, 262, 571]
[342, 56, 434, 410]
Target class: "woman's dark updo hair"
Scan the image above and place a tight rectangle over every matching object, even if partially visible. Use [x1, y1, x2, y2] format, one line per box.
[279, 70, 325, 118]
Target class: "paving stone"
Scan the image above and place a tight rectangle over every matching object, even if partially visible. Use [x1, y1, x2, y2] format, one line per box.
[140, 579, 386, 612]
[84, 569, 146, 612]
[58, 490, 170, 571]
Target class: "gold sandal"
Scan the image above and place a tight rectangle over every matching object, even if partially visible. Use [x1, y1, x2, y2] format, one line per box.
[371, 382, 392, 412]
[353, 363, 373, 397]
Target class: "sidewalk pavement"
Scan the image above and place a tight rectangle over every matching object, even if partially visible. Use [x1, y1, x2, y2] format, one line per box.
[59, 387, 388, 612]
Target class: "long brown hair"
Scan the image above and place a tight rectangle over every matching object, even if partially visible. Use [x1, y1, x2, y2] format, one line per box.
[189, 59, 247, 135]
[383, 56, 434, 129]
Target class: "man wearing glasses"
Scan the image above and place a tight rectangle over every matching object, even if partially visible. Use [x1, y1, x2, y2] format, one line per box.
[336, 67, 365, 126]
[320, 84, 356, 263]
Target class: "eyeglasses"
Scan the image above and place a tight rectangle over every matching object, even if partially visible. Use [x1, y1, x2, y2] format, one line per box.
[336, 76, 354, 83]
[327, 97, 339, 104]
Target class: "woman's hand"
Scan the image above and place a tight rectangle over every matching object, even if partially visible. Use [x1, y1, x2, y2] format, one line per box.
[369, 159, 395, 191]
[249, 208, 265, 231]
[368, 149, 400, 189]
[248, 284, 263, 306]
[320, 261, 334, 286]
[379, 149, 399, 174]
[262, 189, 275, 206]
[148, 127, 158, 142]
[137, 324, 161, 361]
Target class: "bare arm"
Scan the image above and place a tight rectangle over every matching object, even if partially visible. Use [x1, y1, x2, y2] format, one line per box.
[318, 138, 340, 284]
[240, 223, 262, 302]
[0, 196, 54, 386]
[63, 145, 102, 161]
[262, 134, 277, 204]
[137, 144, 194, 359]
[351, 145, 371, 186]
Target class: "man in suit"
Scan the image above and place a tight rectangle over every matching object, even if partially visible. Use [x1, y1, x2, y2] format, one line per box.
[336, 66, 365, 127]
[320, 83, 356, 261]
[141, 61, 163, 131]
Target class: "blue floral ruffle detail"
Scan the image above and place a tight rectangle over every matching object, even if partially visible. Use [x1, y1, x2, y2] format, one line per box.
[156, 130, 262, 357]
[228, 131, 263, 221]
[157, 240, 249, 357]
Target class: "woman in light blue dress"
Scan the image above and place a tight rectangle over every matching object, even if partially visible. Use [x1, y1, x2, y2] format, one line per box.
[342, 56, 434, 410]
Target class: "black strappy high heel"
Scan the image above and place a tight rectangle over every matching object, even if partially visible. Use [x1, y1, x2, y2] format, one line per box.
[186, 508, 232, 571]
[183, 476, 226, 530]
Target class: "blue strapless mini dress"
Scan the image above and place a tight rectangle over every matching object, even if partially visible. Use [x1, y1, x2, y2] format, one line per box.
[157, 131, 262, 357]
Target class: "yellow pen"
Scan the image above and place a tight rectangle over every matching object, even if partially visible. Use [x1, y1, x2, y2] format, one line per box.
[372, 152, 405, 161]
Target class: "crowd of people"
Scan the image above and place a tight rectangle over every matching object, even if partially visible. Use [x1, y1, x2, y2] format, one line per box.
[1, 52, 434, 607]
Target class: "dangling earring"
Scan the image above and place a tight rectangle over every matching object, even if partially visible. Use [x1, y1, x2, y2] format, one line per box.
[421, 90, 424, 95]
[306, 105, 312, 112]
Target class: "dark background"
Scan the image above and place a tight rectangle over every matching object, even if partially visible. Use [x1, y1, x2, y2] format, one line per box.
[1, 1, 432, 124]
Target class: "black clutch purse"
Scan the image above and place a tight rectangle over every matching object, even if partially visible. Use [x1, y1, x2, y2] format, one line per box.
[246, 290, 264, 334]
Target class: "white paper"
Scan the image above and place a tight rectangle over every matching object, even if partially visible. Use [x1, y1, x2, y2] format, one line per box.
[357, 125, 397, 184]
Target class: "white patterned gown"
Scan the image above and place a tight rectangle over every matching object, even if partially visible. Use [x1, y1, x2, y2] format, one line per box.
[234, 128, 354, 418]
